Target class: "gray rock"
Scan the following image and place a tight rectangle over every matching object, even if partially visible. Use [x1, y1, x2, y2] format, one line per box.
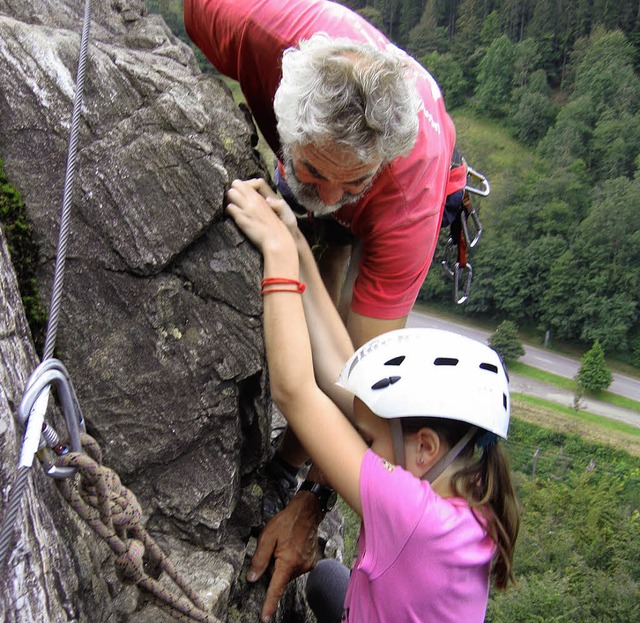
[0, 0, 339, 621]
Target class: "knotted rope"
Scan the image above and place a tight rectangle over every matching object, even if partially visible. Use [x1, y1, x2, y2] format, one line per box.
[56, 434, 221, 623]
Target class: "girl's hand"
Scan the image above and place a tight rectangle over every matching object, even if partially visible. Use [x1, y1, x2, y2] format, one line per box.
[226, 179, 295, 254]
[235, 178, 299, 236]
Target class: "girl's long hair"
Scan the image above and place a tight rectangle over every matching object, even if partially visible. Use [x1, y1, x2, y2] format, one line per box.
[452, 439, 520, 589]
[405, 418, 520, 590]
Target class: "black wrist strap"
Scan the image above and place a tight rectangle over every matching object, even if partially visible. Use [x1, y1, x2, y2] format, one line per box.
[299, 480, 337, 513]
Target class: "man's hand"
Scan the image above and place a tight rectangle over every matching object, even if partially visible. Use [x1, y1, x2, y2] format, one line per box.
[247, 491, 323, 623]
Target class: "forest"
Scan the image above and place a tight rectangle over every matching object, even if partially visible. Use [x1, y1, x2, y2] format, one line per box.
[343, 0, 640, 368]
[150, 0, 640, 367]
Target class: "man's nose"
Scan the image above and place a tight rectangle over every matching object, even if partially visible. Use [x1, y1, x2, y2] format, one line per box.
[317, 181, 343, 206]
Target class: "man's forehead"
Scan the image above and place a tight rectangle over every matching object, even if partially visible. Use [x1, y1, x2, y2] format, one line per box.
[292, 143, 381, 183]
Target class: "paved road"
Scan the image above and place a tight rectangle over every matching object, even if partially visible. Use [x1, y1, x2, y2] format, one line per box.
[408, 309, 640, 429]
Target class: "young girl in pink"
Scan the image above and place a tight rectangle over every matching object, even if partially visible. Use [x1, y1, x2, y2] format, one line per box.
[226, 179, 520, 622]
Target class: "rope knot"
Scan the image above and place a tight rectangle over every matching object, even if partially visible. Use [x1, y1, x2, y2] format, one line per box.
[114, 538, 145, 585]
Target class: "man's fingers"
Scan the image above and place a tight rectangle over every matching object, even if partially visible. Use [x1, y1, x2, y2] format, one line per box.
[260, 559, 293, 623]
[247, 526, 278, 583]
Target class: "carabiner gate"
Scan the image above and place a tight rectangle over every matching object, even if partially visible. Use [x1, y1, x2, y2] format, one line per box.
[461, 209, 483, 248]
[18, 359, 86, 479]
[441, 238, 457, 279]
[464, 161, 491, 197]
[453, 262, 473, 305]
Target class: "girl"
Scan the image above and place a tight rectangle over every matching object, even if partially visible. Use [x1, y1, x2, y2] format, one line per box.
[226, 179, 520, 623]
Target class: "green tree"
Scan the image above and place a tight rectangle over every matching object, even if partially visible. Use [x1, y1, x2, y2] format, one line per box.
[356, 6, 386, 33]
[541, 249, 584, 340]
[473, 35, 516, 117]
[420, 51, 466, 108]
[479, 10, 503, 47]
[488, 320, 525, 362]
[561, 29, 640, 180]
[632, 334, 640, 368]
[577, 340, 612, 392]
[489, 466, 640, 622]
[510, 91, 557, 145]
[0, 159, 47, 351]
[451, 0, 483, 59]
[450, 0, 485, 87]
[591, 111, 640, 181]
[407, 0, 446, 57]
[509, 52, 556, 146]
[489, 236, 565, 323]
[536, 94, 597, 168]
[512, 38, 543, 88]
[570, 175, 640, 350]
[573, 29, 639, 116]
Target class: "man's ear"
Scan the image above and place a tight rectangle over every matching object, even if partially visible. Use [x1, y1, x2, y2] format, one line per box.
[415, 427, 442, 469]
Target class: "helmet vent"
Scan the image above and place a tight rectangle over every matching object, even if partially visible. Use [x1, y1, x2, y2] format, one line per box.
[434, 357, 458, 366]
[503, 394, 508, 410]
[480, 363, 499, 374]
[384, 356, 405, 366]
[371, 376, 401, 390]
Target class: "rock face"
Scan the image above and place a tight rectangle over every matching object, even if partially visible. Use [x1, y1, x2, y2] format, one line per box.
[0, 1, 326, 621]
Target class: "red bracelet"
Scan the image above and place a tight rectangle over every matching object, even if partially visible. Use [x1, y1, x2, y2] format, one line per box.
[260, 277, 306, 295]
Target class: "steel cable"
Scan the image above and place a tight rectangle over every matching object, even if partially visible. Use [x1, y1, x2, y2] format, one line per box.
[0, 0, 93, 569]
[43, 0, 92, 360]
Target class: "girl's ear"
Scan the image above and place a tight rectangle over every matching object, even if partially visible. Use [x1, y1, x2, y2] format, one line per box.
[415, 427, 442, 469]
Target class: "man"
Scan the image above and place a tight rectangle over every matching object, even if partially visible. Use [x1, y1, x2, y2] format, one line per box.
[185, 0, 461, 619]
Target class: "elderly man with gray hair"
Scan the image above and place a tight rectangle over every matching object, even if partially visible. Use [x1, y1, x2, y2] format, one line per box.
[185, 0, 461, 620]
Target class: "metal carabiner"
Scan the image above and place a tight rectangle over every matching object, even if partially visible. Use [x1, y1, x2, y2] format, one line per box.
[453, 262, 473, 305]
[461, 209, 483, 248]
[18, 359, 86, 479]
[440, 238, 457, 279]
[464, 161, 491, 197]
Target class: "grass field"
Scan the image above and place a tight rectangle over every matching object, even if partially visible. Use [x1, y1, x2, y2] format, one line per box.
[511, 397, 640, 456]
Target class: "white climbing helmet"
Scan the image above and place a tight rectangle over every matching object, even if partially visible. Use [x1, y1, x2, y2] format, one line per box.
[336, 328, 510, 438]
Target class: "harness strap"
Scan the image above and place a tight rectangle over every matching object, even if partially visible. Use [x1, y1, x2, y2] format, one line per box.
[446, 163, 467, 196]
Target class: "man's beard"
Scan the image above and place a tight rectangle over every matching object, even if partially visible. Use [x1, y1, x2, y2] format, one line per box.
[282, 153, 368, 216]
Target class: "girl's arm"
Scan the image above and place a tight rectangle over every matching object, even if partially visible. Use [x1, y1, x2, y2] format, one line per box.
[226, 179, 366, 515]
[238, 179, 355, 417]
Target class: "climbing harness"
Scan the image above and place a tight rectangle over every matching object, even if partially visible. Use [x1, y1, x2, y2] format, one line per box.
[441, 155, 490, 305]
[0, 2, 220, 620]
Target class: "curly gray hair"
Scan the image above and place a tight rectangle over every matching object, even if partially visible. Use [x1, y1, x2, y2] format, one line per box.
[274, 34, 421, 165]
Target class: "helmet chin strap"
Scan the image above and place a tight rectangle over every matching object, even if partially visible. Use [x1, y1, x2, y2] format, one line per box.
[391, 419, 406, 469]
[390, 421, 478, 484]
